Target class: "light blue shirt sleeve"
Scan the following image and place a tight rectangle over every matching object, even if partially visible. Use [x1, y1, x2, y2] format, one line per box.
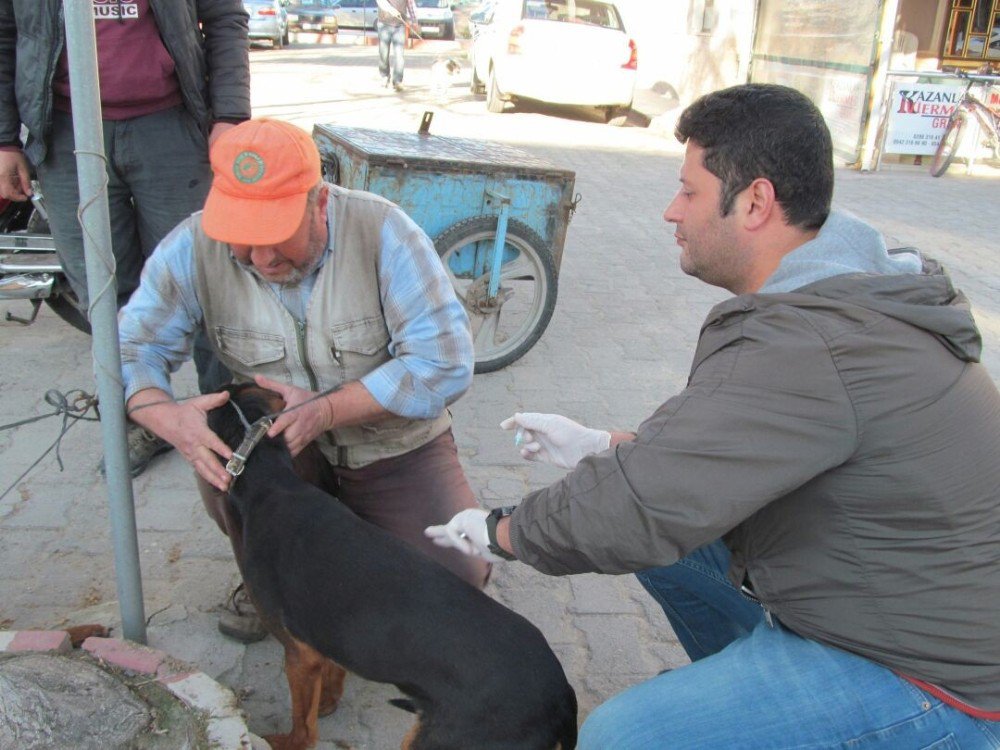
[359, 207, 474, 418]
[118, 207, 473, 418]
[118, 219, 204, 402]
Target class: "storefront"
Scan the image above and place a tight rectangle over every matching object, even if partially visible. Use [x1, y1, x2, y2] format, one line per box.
[746, 0, 999, 169]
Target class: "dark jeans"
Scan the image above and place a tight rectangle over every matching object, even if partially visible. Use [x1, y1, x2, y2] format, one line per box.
[579, 540, 1000, 749]
[36, 106, 229, 393]
[634, 539, 763, 661]
[199, 429, 490, 588]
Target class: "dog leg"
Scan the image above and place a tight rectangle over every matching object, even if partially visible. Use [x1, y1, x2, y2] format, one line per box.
[266, 637, 326, 750]
[318, 658, 347, 717]
[400, 721, 423, 750]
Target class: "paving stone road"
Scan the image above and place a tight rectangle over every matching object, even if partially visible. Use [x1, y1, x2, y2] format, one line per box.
[1, 39, 998, 748]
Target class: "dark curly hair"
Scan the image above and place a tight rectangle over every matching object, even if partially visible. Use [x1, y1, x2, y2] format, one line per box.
[675, 84, 833, 230]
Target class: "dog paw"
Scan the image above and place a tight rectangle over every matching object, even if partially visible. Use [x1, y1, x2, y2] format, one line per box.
[318, 697, 340, 718]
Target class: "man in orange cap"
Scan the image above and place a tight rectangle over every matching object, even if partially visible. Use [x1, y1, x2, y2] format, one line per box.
[118, 118, 486, 642]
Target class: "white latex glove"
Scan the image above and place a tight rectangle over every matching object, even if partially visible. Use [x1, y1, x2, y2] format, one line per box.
[500, 412, 611, 469]
[424, 509, 506, 563]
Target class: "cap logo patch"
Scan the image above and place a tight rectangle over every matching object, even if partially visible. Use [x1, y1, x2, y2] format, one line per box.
[233, 151, 266, 184]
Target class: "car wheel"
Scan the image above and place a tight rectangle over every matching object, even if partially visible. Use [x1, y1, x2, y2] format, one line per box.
[282, 27, 290, 45]
[273, 31, 283, 49]
[486, 68, 505, 113]
[605, 107, 629, 127]
[442, 21, 454, 40]
[470, 61, 486, 95]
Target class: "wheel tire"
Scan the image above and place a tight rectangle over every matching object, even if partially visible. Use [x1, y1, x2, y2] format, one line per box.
[435, 216, 557, 373]
[273, 32, 283, 49]
[486, 68, 505, 114]
[282, 27, 290, 45]
[442, 21, 454, 40]
[45, 289, 91, 334]
[605, 107, 629, 127]
[930, 111, 967, 177]
[470, 64, 486, 95]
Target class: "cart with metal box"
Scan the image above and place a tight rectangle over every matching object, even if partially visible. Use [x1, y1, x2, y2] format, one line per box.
[312, 121, 578, 373]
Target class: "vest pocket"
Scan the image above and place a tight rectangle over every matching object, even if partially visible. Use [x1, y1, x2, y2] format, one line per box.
[215, 327, 287, 370]
[330, 317, 391, 380]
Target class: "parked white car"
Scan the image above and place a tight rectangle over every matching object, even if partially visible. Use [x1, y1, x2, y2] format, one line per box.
[469, 0, 637, 124]
[415, 0, 455, 39]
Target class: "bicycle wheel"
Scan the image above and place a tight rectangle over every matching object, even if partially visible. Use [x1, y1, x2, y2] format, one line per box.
[435, 216, 557, 373]
[930, 111, 967, 177]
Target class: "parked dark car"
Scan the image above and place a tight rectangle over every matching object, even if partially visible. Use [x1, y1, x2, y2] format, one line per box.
[334, 0, 377, 29]
[286, 0, 341, 38]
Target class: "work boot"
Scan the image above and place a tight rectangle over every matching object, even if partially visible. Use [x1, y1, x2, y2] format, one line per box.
[98, 424, 173, 479]
[218, 583, 268, 644]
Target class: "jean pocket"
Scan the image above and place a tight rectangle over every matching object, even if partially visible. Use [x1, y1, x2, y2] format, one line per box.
[919, 734, 960, 750]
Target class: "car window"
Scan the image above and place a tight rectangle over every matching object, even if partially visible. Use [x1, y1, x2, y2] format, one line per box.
[416, 0, 449, 6]
[521, 0, 622, 30]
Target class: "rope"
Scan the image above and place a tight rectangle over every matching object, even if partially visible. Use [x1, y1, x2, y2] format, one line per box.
[0, 389, 101, 503]
[126, 383, 342, 424]
[2, 383, 343, 502]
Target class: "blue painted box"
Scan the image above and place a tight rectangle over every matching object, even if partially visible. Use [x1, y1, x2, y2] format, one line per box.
[311, 124, 578, 372]
[311, 124, 577, 270]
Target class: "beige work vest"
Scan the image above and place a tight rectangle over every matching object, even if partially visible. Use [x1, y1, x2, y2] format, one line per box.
[192, 183, 451, 468]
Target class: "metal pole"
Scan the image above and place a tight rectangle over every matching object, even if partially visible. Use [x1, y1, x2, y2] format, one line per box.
[859, 0, 901, 171]
[62, 0, 147, 643]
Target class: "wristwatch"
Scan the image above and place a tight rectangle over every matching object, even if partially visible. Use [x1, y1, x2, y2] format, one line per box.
[485, 506, 518, 561]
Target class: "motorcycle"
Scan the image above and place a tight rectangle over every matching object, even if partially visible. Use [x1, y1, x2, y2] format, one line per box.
[0, 182, 90, 333]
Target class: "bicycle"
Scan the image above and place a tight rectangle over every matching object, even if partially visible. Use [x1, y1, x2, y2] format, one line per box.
[929, 65, 1000, 177]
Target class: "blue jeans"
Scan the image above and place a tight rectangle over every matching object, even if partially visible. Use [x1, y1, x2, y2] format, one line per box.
[377, 23, 406, 85]
[36, 107, 229, 393]
[579, 540, 1000, 749]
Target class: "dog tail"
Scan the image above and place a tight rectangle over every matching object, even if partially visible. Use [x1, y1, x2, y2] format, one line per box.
[388, 698, 417, 714]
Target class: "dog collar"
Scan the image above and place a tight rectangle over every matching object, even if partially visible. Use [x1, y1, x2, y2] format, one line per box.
[225, 417, 273, 480]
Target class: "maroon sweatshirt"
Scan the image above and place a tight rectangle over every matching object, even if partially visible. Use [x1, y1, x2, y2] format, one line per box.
[52, 0, 183, 119]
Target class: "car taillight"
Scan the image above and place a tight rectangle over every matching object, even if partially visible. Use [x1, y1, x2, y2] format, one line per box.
[258, 7, 276, 15]
[508, 24, 524, 54]
[623, 38, 637, 70]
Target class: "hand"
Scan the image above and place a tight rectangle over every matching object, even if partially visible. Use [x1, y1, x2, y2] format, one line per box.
[0, 150, 33, 201]
[208, 122, 238, 149]
[424, 509, 507, 563]
[130, 391, 234, 491]
[500, 412, 611, 469]
[255, 374, 333, 457]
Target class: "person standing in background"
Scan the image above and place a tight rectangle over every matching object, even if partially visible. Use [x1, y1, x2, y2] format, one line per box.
[0, 0, 251, 477]
[375, 0, 418, 91]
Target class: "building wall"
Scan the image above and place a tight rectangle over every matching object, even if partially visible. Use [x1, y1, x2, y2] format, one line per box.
[613, 0, 756, 124]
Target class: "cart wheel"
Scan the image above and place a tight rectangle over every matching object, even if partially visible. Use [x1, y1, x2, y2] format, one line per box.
[435, 216, 557, 373]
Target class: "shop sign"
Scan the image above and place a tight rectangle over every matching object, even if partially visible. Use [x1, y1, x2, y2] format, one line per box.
[884, 81, 968, 155]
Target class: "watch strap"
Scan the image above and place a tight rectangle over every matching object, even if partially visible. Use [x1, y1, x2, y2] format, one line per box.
[485, 506, 517, 561]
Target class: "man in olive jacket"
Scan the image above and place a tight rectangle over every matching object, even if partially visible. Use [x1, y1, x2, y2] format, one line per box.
[428, 84, 1000, 748]
[0, 0, 250, 475]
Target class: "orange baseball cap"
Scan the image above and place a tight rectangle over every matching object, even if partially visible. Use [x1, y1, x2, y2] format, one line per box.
[202, 119, 322, 245]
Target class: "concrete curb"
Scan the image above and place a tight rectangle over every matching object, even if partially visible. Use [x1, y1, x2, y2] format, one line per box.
[0, 629, 259, 750]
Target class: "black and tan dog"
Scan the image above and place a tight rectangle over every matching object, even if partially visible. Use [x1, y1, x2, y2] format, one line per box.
[208, 384, 577, 750]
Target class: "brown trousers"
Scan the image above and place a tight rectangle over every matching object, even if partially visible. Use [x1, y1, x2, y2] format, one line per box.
[198, 429, 490, 588]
